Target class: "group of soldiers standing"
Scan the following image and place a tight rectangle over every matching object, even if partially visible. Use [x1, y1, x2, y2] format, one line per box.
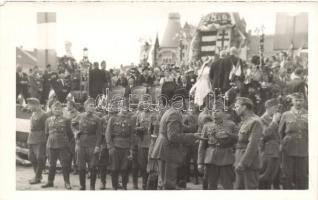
[25, 80, 308, 190]
[22, 45, 308, 190]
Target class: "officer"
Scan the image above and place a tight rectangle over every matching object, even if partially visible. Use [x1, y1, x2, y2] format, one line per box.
[182, 104, 199, 185]
[198, 99, 238, 189]
[106, 101, 134, 190]
[26, 98, 49, 184]
[98, 104, 118, 190]
[135, 100, 153, 189]
[259, 98, 281, 189]
[233, 97, 263, 189]
[151, 82, 205, 190]
[197, 97, 213, 190]
[146, 109, 161, 190]
[63, 95, 80, 174]
[71, 98, 102, 190]
[279, 93, 308, 189]
[42, 101, 73, 189]
[130, 102, 141, 189]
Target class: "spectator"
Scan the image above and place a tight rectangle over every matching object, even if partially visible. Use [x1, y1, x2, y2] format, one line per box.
[139, 67, 154, 87]
[116, 72, 128, 87]
[101, 60, 112, 90]
[89, 62, 105, 98]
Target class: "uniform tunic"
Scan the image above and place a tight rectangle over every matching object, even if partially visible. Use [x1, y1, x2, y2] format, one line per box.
[136, 111, 153, 172]
[106, 114, 133, 171]
[198, 120, 238, 166]
[151, 107, 196, 189]
[198, 119, 238, 190]
[259, 113, 281, 188]
[279, 107, 308, 189]
[28, 109, 49, 180]
[45, 115, 73, 183]
[28, 110, 49, 145]
[46, 116, 73, 149]
[71, 112, 102, 169]
[234, 113, 263, 189]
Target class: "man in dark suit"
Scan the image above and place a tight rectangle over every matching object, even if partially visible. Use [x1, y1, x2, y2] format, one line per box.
[101, 61, 112, 91]
[53, 73, 71, 103]
[139, 67, 154, 87]
[220, 47, 244, 93]
[209, 51, 227, 91]
[16, 66, 30, 99]
[42, 64, 54, 104]
[89, 62, 106, 98]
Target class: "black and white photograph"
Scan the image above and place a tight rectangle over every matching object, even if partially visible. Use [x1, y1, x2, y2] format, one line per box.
[0, 1, 318, 199]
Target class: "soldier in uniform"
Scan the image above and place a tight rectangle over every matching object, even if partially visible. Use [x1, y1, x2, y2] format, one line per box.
[146, 109, 162, 189]
[27, 98, 49, 184]
[182, 106, 199, 186]
[42, 101, 73, 189]
[233, 97, 263, 189]
[71, 98, 102, 190]
[135, 100, 153, 189]
[198, 99, 238, 189]
[106, 101, 134, 190]
[130, 103, 140, 189]
[151, 82, 205, 190]
[279, 93, 308, 189]
[98, 104, 118, 190]
[259, 98, 281, 189]
[197, 97, 213, 189]
[63, 96, 80, 174]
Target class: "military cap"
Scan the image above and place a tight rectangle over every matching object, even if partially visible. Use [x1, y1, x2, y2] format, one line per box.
[235, 97, 254, 108]
[52, 101, 62, 108]
[84, 97, 95, 108]
[26, 97, 40, 105]
[265, 98, 279, 108]
[290, 93, 305, 100]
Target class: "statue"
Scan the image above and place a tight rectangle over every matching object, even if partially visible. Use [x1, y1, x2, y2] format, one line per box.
[64, 40, 73, 58]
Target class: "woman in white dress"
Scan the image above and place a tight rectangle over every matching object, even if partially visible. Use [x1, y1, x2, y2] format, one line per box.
[190, 57, 213, 106]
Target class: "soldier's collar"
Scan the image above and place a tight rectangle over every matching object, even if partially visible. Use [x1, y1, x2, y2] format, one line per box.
[291, 107, 305, 115]
[241, 111, 254, 121]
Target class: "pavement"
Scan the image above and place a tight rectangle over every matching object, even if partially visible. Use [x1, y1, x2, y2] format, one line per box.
[16, 165, 202, 190]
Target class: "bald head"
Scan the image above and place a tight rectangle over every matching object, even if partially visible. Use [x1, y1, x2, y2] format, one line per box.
[230, 47, 239, 56]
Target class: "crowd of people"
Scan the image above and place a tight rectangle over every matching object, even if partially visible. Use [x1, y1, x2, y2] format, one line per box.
[17, 45, 308, 190]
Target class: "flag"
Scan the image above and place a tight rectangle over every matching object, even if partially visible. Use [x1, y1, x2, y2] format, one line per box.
[274, 13, 308, 50]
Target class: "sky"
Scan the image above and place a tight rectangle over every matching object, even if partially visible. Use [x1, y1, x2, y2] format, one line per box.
[6, 2, 277, 68]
